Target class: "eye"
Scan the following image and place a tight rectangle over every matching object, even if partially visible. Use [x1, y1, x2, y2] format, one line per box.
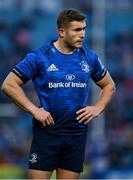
[74, 26, 86, 32]
[74, 28, 82, 32]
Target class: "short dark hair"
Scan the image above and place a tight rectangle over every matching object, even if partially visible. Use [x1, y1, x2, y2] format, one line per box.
[57, 9, 86, 29]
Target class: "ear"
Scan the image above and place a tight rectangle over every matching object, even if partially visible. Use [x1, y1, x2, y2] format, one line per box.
[58, 28, 65, 38]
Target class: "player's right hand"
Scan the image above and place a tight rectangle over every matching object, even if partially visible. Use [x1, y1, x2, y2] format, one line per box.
[31, 107, 54, 127]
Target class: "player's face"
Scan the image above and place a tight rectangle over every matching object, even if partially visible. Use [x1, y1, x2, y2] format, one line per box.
[60, 21, 86, 49]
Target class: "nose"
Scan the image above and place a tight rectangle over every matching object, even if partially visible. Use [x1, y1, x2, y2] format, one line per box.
[80, 30, 85, 38]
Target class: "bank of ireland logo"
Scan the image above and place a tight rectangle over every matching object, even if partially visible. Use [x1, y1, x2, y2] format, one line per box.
[29, 153, 37, 163]
[66, 74, 75, 81]
[80, 61, 90, 72]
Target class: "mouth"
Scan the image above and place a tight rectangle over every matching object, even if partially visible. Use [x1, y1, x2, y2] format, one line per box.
[76, 41, 83, 46]
[77, 39, 83, 43]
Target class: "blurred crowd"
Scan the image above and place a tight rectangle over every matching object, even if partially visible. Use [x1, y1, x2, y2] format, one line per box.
[0, 0, 133, 179]
[106, 30, 133, 168]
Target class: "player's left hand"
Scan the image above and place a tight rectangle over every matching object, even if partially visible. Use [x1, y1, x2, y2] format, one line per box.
[76, 106, 100, 124]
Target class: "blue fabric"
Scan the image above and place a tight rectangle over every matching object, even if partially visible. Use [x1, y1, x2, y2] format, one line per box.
[29, 128, 87, 172]
[13, 40, 107, 135]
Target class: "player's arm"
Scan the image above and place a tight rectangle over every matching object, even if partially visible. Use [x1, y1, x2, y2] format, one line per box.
[76, 72, 116, 124]
[1, 72, 54, 126]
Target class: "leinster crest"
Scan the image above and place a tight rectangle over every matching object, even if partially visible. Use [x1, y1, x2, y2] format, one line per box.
[80, 61, 90, 72]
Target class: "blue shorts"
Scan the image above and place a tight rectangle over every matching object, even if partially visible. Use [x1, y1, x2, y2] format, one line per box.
[28, 128, 87, 173]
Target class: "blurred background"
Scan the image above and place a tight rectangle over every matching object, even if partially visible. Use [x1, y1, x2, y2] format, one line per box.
[0, 0, 133, 179]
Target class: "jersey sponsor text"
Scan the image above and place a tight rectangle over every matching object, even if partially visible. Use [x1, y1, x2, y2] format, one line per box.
[48, 82, 86, 88]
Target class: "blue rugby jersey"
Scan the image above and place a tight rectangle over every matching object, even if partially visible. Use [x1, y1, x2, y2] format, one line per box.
[13, 40, 107, 135]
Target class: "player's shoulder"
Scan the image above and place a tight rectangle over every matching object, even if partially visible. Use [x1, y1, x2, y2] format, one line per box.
[81, 45, 97, 59]
[39, 40, 54, 57]
[80, 45, 98, 70]
[26, 42, 51, 60]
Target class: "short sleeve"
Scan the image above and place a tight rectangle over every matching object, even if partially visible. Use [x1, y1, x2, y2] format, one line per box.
[91, 54, 107, 82]
[12, 52, 39, 83]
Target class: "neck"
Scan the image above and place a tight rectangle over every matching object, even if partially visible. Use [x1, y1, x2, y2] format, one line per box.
[53, 39, 76, 54]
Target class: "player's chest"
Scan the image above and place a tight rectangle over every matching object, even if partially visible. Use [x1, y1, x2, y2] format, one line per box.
[40, 56, 92, 82]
